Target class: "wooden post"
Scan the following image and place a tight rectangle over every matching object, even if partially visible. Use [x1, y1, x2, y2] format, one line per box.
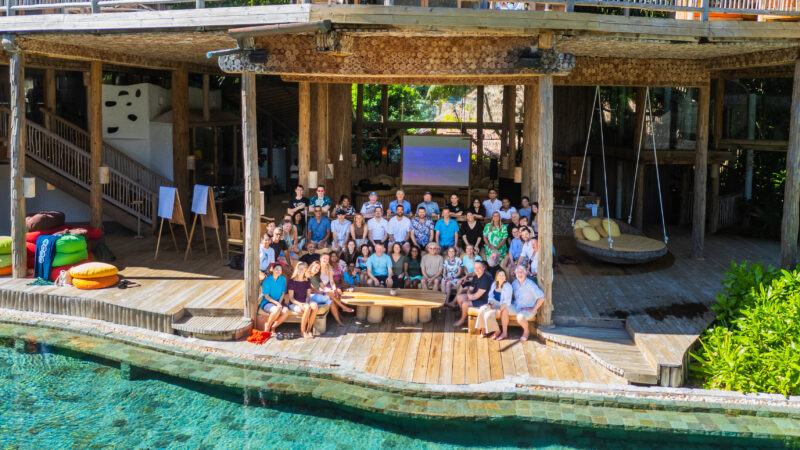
[709, 163, 720, 234]
[328, 84, 353, 202]
[213, 126, 219, 186]
[522, 84, 538, 202]
[506, 85, 517, 179]
[692, 83, 711, 260]
[89, 60, 103, 229]
[9, 52, 26, 277]
[633, 87, 646, 149]
[202, 73, 211, 123]
[680, 166, 691, 225]
[634, 163, 645, 230]
[316, 83, 329, 187]
[477, 85, 485, 178]
[381, 84, 388, 163]
[536, 76, 554, 327]
[43, 68, 56, 130]
[781, 61, 800, 269]
[265, 117, 273, 186]
[713, 78, 725, 150]
[355, 84, 364, 163]
[298, 82, 311, 192]
[501, 85, 514, 177]
[172, 64, 190, 220]
[241, 71, 261, 323]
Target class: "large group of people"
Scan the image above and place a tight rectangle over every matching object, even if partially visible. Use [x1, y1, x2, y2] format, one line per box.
[258, 185, 546, 341]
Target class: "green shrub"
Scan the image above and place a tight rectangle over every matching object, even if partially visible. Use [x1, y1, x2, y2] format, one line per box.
[691, 264, 800, 396]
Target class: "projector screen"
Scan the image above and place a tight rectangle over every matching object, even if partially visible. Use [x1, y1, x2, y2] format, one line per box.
[402, 135, 471, 187]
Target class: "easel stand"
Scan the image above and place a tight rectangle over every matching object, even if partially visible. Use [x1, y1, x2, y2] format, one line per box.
[185, 185, 223, 260]
[154, 187, 189, 261]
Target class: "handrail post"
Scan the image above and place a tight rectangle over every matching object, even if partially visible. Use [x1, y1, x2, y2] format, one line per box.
[566, 0, 574, 12]
[90, 0, 99, 13]
[195, 0, 204, 8]
[701, 0, 710, 20]
[5, 0, 13, 17]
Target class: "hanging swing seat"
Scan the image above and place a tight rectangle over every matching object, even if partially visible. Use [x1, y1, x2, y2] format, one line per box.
[574, 221, 667, 264]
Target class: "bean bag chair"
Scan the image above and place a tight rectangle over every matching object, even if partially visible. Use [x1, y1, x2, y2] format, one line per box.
[26, 225, 70, 243]
[26, 211, 65, 232]
[50, 259, 92, 282]
[52, 249, 89, 268]
[27, 243, 35, 268]
[68, 262, 118, 279]
[86, 226, 103, 240]
[0, 254, 9, 267]
[0, 266, 10, 276]
[72, 275, 119, 290]
[55, 235, 87, 254]
[0, 236, 10, 255]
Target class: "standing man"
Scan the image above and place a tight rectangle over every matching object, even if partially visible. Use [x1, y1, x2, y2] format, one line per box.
[366, 242, 394, 287]
[287, 184, 308, 217]
[330, 209, 352, 252]
[387, 205, 412, 246]
[453, 260, 493, 327]
[360, 191, 383, 218]
[388, 189, 412, 216]
[434, 208, 460, 252]
[410, 206, 435, 250]
[367, 206, 389, 248]
[309, 185, 332, 215]
[417, 191, 440, 218]
[483, 188, 502, 218]
[306, 206, 331, 248]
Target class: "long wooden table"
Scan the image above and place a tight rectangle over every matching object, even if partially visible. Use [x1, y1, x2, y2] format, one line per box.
[340, 288, 446, 324]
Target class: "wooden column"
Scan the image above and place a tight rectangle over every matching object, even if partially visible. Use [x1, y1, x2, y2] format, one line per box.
[692, 83, 711, 260]
[476, 85, 485, 178]
[633, 87, 646, 149]
[202, 73, 211, 123]
[328, 84, 353, 202]
[536, 76, 554, 327]
[43, 68, 56, 130]
[355, 84, 364, 163]
[213, 127, 219, 186]
[298, 81, 311, 192]
[316, 83, 329, 187]
[713, 78, 725, 150]
[634, 164, 645, 230]
[709, 163, 720, 234]
[9, 52, 26, 277]
[781, 61, 800, 269]
[501, 85, 515, 177]
[241, 71, 261, 323]
[171, 64, 190, 220]
[265, 117, 273, 183]
[380, 84, 388, 163]
[522, 84, 538, 202]
[89, 60, 103, 229]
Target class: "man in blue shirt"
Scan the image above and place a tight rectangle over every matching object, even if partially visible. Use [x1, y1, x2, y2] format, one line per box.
[388, 189, 412, 217]
[365, 242, 394, 287]
[260, 263, 289, 332]
[417, 191, 440, 218]
[434, 208, 460, 251]
[306, 206, 331, 247]
[500, 265, 546, 341]
[330, 209, 352, 252]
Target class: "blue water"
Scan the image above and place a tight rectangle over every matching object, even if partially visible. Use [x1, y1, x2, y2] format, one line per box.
[0, 344, 784, 449]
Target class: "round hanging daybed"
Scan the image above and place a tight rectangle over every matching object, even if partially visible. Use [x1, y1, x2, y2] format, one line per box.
[570, 86, 669, 265]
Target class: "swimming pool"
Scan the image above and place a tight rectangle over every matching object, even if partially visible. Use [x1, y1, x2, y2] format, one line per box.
[0, 341, 787, 449]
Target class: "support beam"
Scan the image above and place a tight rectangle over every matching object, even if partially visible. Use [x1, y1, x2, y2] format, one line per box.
[634, 163, 645, 230]
[298, 81, 311, 192]
[43, 68, 55, 130]
[316, 83, 329, 187]
[328, 84, 353, 202]
[355, 84, 364, 163]
[202, 73, 211, 123]
[476, 85, 485, 178]
[381, 84, 389, 163]
[241, 71, 260, 323]
[9, 52, 26, 277]
[171, 64, 190, 219]
[501, 85, 515, 177]
[89, 60, 103, 229]
[522, 84, 538, 202]
[692, 83, 711, 260]
[633, 87, 646, 149]
[536, 76, 554, 328]
[781, 61, 800, 269]
[709, 163, 720, 234]
[713, 78, 725, 149]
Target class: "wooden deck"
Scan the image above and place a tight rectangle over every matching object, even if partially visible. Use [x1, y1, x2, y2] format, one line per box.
[0, 227, 782, 387]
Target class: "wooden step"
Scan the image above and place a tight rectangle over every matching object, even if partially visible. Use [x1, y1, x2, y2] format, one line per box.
[172, 314, 252, 341]
[538, 325, 659, 385]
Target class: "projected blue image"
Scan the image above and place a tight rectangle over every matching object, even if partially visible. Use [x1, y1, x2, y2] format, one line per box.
[403, 144, 469, 187]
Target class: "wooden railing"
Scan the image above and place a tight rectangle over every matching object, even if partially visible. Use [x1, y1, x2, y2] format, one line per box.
[40, 108, 173, 195]
[717, 192, 742, 229]
[0, 107, 156, 225]
[1, 0, 799, 19]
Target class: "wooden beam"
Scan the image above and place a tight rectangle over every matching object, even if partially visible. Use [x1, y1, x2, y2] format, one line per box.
[172, 64, 190, 221]
[634, 163, 645, 230]
[298, 81, 311, 193]
[9, 52, 26, 278]
[781, 60, 800, 269]
[241, 70, 261, 323]
[89, 60, 103, 229]
[719, 138, 788, 152]
[709, 163, 720, 234]
[202, 73, 211, 123]
[536, 76, 554, 328]
[43, 68, 55, 131]
[316, 83, 329, 186]
[381, 84, 388, 163]
[633, 87, 646, 150]
[328, 84, 353, 202]
[713, 78, 725, 150]
[693, 82, 711, 260]
[355, 84, 363, 163]
[476, 85, 485, 178]
[503, 85, 517, 179]
[363, 120, 513, 130]
[522, 84, 538, 202]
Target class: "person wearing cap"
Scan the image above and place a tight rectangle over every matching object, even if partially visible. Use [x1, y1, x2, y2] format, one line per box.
[330, 209, 352, 252]
[416, 191, 440, 218]
[387, 204, 412, 246]
[367, 206, 389, 247]
[388, 189, 412, 217]
[360, 191, 383, 218]
[309, 185, 331, 214]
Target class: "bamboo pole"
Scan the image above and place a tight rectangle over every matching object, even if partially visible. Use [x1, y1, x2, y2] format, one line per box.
[536, 76, 554, 328]
[781, 61, 800, 269]
[241, 70, 261, 323]
[316, 83, 329, 187]
[381, 84, 388, 163]
[89, 60, 103, 229]
[9, 52, 26, 277]
[692, 82, 711, 260]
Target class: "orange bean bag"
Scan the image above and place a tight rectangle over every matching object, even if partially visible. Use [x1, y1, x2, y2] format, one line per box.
[0, 266, 10, 276]
[72, 275, 119, 290]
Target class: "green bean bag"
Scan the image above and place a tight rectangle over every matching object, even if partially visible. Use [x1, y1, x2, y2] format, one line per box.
[52, 249, 89, 268]
[0, 236, 10, 255]
[0, 254, 10, 267]
[55, 235, 87, 254]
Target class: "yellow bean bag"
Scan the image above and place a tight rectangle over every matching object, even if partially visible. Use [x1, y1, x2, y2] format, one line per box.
[72, 275, 119, 290]
[573, 220, 589, 229]
[0, 236, 10, 255]
[574, 227, 585, 240]
[0, 265, 10, 276]
[602, 219, 621, 238]
[587, 217, 603, 228]
[68, 262, 118, 279]
[581, 226, 601, 241]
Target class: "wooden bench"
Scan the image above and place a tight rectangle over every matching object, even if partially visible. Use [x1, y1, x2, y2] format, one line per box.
[467, 307, 533, 335]
[256, 304, 330, 335]
[340, 288, 445, 324]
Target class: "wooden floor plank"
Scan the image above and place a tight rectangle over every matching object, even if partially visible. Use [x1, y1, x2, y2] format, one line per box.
[413, 319, 435, 384]
[438, 309, 455, 385]
[476, 332, 491, 383]
[451, 320, 467, 385]
[425, 309, 445, 384]
[387, 321, 413, 381]
[498, 338, 517, 381]
[487, 337, 504, 381]
[401, 322, 423, 382]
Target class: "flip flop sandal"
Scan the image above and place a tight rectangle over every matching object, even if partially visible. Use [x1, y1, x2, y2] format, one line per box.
[276, 332, 284, 340]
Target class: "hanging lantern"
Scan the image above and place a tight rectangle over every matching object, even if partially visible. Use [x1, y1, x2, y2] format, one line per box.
[99, 166, 110, 185]
[308, 171, 318, 191]
[259, 190, 265, 216]
[514, 167, 522, 183]
[186, 155, 196, 171]
[23, 177, 36, 198]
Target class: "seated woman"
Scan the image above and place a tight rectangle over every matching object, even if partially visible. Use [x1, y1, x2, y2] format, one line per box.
[355, 244, 370, 278]
[406, 246, 423, 289]
[329, 251, 345, 286]
[340, 240, 359, 268]
[260, 263, 290, 333]
[474, 269, 512, 339]
[498, 265, 546, 341]
[292, 211, 307, 252]
[336, 194, 358, 216]
[349, 213, 369, 248]
[280, 218, 300, 260]
[389, 242, 408, 289]
[317, 254, 355, 326]
[342, 262, 360, 288]
[441, 246, 464, 302]
[461, 244, 482, 276]
[286, 262, 317, 339]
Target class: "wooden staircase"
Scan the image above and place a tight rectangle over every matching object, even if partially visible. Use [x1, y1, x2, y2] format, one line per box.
[0, 107, 172, 233]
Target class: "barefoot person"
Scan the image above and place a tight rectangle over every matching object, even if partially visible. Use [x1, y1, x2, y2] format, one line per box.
[453, 260, 493, 327]
[286, 262, 317, 338]
[498, 265, 546, 341]
[474, 269, 512, 339]
[260, 263, 289, 333]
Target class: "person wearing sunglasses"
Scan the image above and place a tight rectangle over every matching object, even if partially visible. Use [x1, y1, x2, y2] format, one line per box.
[309, 185, 331, 215]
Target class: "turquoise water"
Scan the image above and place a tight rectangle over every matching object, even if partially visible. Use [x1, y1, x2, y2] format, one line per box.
[0, 344, 784, 449]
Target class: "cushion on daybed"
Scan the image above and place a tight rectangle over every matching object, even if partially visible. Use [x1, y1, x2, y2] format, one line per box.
[581, 226, 601, 241]
[602, 219, 621, 238]
[68, 262, 118, 279]
[573, 220, 589, 230]
[72, 275, 119, 290]
[574, 227, 585, 240]
[26, 211, 65, 232]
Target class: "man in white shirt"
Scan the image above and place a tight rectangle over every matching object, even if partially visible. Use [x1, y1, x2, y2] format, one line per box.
[367, 206, 389, 247]
[330, 209, 352, 252]
[386, 205, 412, 245]
[497, 197, 517, 220]
[483, 188, 502, 218]
[360, 192, 383, 218]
